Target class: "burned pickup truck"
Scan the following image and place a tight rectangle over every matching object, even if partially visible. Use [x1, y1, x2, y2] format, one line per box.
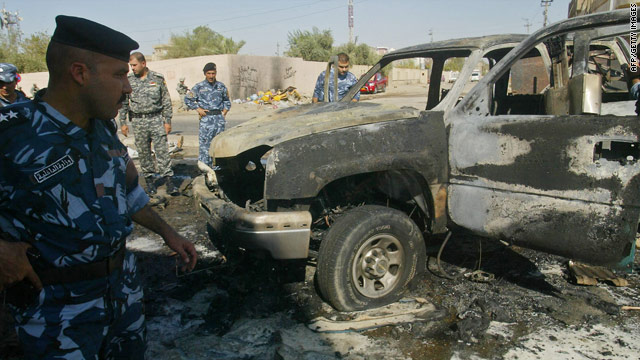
[194, 10, 640, 311]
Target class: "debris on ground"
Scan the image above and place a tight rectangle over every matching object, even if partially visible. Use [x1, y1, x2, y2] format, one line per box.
[307, 298, 440, 333]
[568, 260, 629, 287]
[235, 86, 309, 108]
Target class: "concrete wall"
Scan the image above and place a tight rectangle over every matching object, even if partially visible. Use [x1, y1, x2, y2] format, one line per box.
[19, 55, 370, 101]
[389, 68, 429, 85]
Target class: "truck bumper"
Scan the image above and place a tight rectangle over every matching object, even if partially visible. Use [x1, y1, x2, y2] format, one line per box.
[192, 176, 311, 259]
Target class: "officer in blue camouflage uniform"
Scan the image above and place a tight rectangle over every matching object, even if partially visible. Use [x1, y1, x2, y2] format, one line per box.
[0, 16, 198, 359]
[312, 53, 360, 103]
[185, 62, 231, 169]
[119, 52, 178, 196]
[0, 63, 29, 107]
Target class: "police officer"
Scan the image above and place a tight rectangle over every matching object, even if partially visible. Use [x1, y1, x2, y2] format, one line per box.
[312, 53, 360, 103]
[30, 83, 39, 98]
[176, 77, 188, 111]
[0, 63, 29, 107]
[119, 52, 179, 196]
[185, 62, 231, 169]
[0, 15, 197, 359]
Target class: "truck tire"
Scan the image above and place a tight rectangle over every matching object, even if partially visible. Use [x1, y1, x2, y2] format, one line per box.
[316, 205, 426, 311]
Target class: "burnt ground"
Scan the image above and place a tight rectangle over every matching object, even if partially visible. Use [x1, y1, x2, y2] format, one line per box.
[2, 161, 640, 360]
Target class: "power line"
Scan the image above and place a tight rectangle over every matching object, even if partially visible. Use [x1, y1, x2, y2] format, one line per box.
[135, 0, 372, 45]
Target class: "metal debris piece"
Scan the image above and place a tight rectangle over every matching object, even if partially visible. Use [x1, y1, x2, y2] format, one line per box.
[307, 298, 437, 333]
[568, 260, 629, 287]
[465, 270, 495, 283]
[621, 306, 640, 311]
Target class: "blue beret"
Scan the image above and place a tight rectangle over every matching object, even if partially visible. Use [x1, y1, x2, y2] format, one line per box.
[0, 63, 18, 82]
[51, 15, 139, 62]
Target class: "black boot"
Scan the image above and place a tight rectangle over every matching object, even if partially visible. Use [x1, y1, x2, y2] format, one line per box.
[165, 177, 180, 196]
[145, 177, 157, 195]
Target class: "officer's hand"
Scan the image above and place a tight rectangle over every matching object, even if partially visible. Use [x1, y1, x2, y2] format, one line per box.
[196, 108, 207, 117]
[0, 240, 43, 292]
[164, 234, 198, 272]
[121, 124, 129, 137]
[164, 123, 171, 134]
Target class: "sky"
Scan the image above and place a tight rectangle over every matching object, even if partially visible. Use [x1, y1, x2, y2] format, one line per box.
[7, 0, 572, 56]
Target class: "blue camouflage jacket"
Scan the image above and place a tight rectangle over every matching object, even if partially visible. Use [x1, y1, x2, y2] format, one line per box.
[313, 70, 360, 102]
[0, 100, 149, 274]
[0, 90, 29, 107]
[185, 80, 231, 112]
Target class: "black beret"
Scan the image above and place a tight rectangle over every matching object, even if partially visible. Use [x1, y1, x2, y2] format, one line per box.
[203, 62, 217, 72]
[51, 15, 139, 62]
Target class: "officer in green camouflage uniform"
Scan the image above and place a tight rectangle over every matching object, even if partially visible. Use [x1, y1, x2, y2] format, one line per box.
[176, 77, 188, 111]
[119, 52, 178, 196]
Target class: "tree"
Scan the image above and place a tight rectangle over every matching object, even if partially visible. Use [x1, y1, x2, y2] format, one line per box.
[444, 57, 465, 72]
[333, 42, 380, 66]
[164, 26, 245, 59]
[0, 30, 48, 72]
[285, 27, 333, 62]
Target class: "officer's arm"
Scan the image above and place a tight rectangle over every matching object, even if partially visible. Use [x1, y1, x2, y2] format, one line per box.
[160, 78, 172, 125]
[222, 87, 231, 116]
[131, 206, 197, 271]
[312, 73, 323, 103]
[119, 94, 131, 136]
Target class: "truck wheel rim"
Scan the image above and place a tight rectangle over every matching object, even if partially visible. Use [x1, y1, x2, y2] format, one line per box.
[352, 234, 404, 298]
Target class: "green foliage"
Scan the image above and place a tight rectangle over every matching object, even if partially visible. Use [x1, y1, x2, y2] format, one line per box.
[285, 27, 333, 62]
[393, 59, 421, 69]
[165, 26, 245, 59]
[333, 42, 380, 66]
[444, 57, 465, 72]
[0, 30, 49, 73]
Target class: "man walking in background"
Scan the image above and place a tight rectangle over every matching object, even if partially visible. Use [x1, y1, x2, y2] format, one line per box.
[185, 62, 231, 170]
[119, 52, 179, 196]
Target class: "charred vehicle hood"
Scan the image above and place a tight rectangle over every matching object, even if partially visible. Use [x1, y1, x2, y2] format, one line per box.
[213, 102, 421, 158]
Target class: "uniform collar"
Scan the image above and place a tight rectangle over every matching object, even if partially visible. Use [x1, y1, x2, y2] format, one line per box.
[39, 101, 88, 139]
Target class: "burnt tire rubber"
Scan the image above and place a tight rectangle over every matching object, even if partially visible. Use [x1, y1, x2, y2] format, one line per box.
[316, 205, 426, 311]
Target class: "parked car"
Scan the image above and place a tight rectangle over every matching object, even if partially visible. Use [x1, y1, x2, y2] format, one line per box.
[470, 69, 481, 81]
[448, 71, 459, 83]
[194, 10, 638, 311]
[360, 72, 388, 93]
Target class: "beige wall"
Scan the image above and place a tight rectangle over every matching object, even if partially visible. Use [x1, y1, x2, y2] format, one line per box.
[19, 56, 371, 101]
[19, 55, 415, 101]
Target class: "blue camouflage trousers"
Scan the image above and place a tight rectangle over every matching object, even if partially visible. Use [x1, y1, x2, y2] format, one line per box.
[11, 252, 146, 359]
[199, 114, 226, 168]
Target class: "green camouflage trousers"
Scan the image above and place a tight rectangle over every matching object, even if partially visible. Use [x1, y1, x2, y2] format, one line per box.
[130, 115, 173, 178]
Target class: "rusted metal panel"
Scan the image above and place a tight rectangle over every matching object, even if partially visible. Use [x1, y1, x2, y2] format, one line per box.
[448, 114, 640, 265]
[263, 112, 449, 202]
[213, 103, 421, 158]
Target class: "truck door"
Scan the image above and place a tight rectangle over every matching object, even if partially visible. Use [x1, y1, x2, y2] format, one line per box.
[447, 18, 640, 267]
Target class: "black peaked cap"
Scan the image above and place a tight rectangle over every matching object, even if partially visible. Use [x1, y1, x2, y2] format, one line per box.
[51, 15, 139, 62]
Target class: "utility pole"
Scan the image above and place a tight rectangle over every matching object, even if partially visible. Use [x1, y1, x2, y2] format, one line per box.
[428, 28, 433, 43]
[348, 0, 354, 43]
[276, 42, 280, 57]
[523, 18, 532, 33]
[541, 0, 553, 27]
[0, 7, 23, 43]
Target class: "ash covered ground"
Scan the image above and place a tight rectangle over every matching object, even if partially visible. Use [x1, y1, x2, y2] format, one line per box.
[133, 162, 640, 359]
[1, 160, 639, 359]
